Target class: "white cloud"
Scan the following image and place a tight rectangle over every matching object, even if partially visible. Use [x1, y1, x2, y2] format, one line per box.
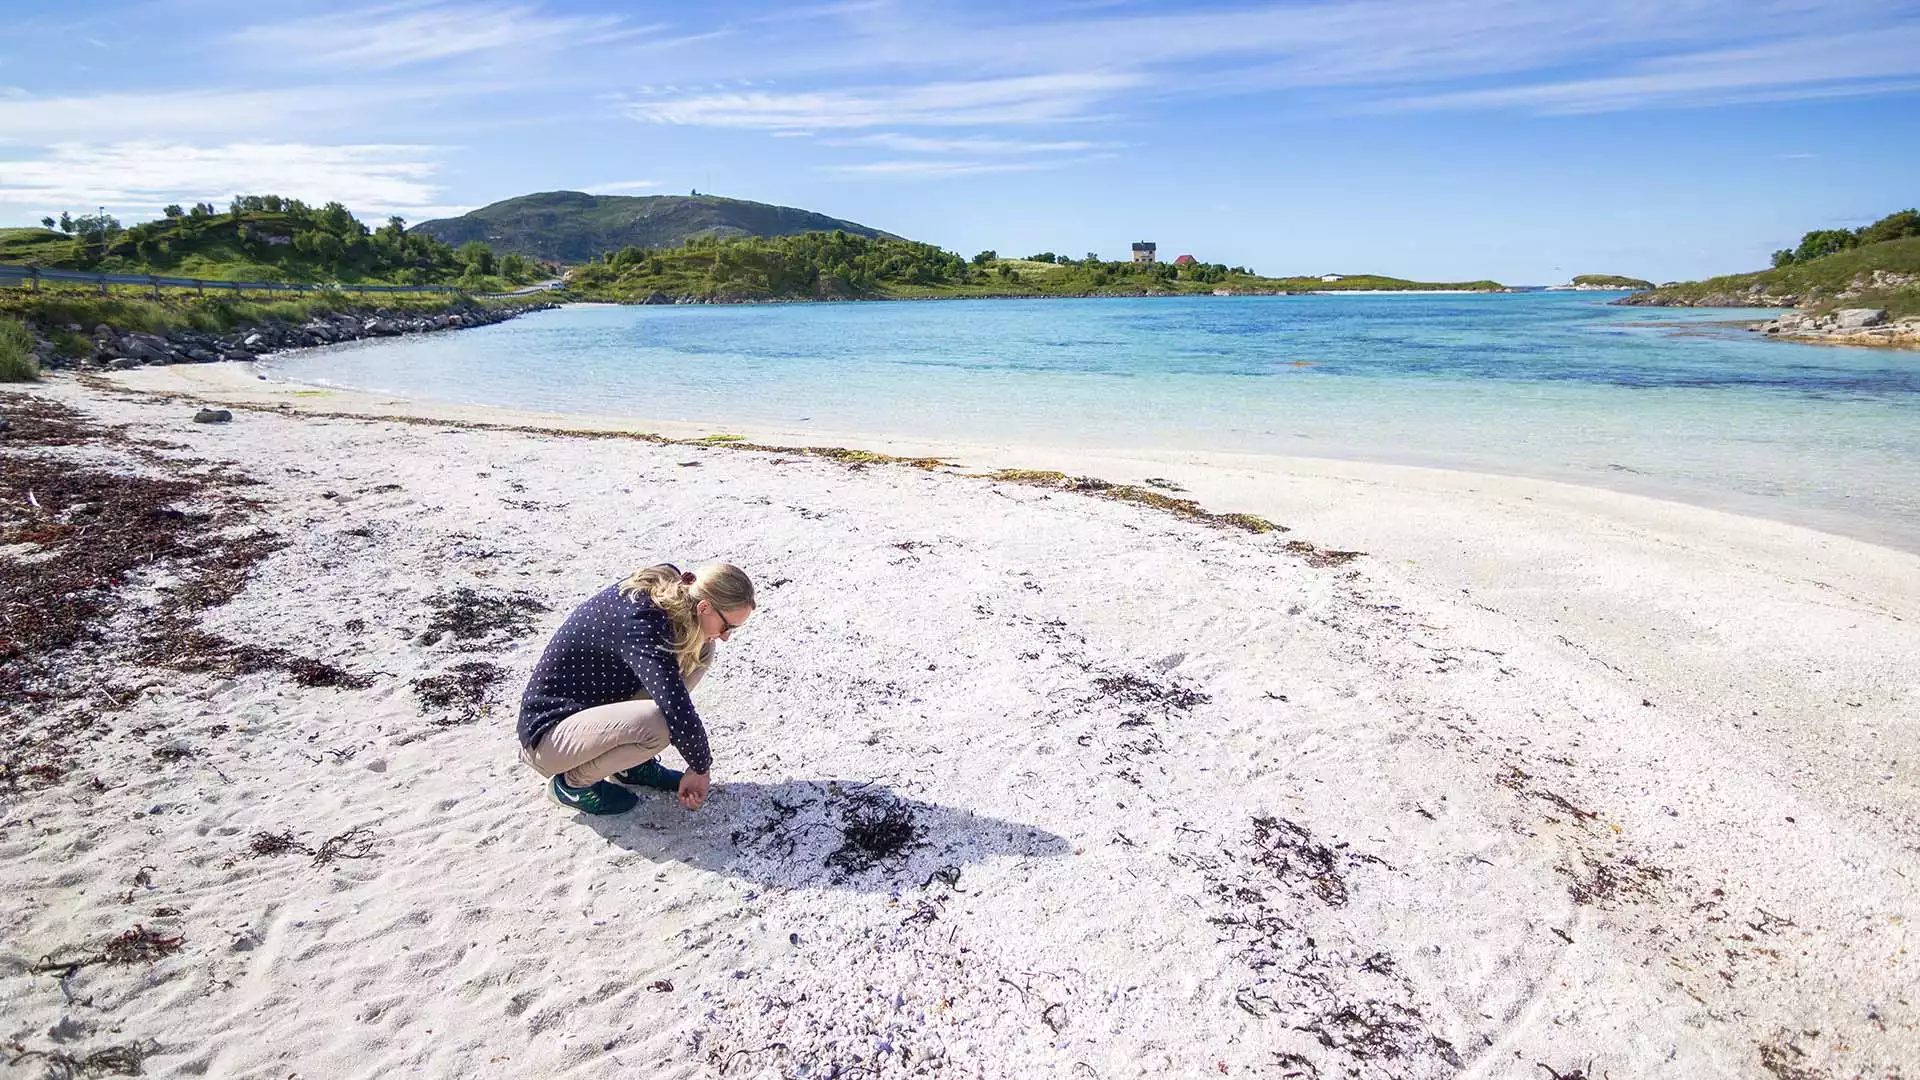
[824, 158, 1093, 178]
[584, 179, 660, 192]
[624, 72, 1141, 129]
[629, 0, 1920, 120]
[0, 142, 451, 217]
[825, 133, 1115, 154]
[230, 2, 644, 72]
[1362, 24, 1920, 113]
[0, 87, 441, 142]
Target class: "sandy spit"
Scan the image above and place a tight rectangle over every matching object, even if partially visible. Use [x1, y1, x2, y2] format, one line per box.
[1, 371, 1915, 1079]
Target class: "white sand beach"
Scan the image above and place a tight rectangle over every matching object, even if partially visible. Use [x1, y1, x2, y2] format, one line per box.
[3, 367, 1916, 1079]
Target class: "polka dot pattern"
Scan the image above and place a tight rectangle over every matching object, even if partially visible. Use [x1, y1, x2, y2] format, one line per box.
[516, 583, 713, 773]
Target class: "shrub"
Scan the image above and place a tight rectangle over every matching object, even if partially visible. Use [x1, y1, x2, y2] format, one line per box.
[0, 317, 39, 381]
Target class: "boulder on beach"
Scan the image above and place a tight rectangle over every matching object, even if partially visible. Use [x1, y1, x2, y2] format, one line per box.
[191, 408, 234, 423]
[1833, 308, 1888, 330]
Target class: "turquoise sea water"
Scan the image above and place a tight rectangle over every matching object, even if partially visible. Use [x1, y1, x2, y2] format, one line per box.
[258, 293, 1920, 550]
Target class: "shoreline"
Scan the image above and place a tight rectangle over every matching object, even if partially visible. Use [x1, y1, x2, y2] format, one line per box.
[6, 372, 1915, 1077]
[15, 296, 557, 375]
[571, 286, 1514, 305]
[113, 358, 1920, 556]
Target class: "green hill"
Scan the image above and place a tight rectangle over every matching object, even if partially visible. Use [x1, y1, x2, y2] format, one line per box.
[2, 196, 543, 290]
[411, 192, 900, 264]
[563, 233, 1504, 302]
[1571, 274, 1653, 289]
[1620, 209, 1920, 317]
[0, 227, 77, 263]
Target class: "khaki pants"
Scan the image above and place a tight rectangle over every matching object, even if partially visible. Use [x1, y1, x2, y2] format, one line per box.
[521, 661, 707, 788]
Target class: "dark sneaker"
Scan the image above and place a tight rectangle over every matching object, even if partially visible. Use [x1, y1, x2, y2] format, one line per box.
[613, 758, 684, 793]
[549, 774, 639, 815]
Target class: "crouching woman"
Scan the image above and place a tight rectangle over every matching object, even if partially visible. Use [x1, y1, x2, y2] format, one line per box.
[516, 562, 755, 815]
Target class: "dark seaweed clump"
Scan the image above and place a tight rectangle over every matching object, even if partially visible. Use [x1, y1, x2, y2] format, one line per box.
[420, 587, 548, 647]
[410, 660, 506, 724]
[825, 789, 923, 873]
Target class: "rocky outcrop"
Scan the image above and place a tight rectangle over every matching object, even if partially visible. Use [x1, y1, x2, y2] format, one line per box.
[28, 301, 556, 373]
[1836, 270, 1918, 299]
[1757, 308, 1920, 347]
[1615, 283, 1799, 308]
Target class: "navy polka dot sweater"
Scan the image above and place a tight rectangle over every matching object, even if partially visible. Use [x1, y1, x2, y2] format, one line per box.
[517, 584, 713, 773]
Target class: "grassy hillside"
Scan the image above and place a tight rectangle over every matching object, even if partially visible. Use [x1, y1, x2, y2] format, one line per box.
[1623, 209, 1920, 318]
[1572, 274, 1653, 289]
[411, 192, 899, 264]
[564, 233, 1504, 302]
[0, 228, 76, 263]
[3, 197, 544, 291]
[1625, 236, 1920, 318]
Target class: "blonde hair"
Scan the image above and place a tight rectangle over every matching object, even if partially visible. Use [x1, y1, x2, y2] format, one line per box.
[619, 562, 757, 677]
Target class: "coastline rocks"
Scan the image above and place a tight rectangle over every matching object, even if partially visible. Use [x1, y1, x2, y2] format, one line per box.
[38, 301, 554, 372]
[1838, 270, 1918, 299]
[1758, 309, 1919, 348]
[192, 408, 234, 423]
[1833, 308, 1888, 330]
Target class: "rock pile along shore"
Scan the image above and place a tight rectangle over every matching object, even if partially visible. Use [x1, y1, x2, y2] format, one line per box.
[1756, 307, 1920, 347]
[1617, 269, 1918, 348]
[27, 301, 557, 372]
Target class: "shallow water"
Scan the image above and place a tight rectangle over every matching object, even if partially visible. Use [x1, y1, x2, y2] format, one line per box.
[258, 292, 1920, 549]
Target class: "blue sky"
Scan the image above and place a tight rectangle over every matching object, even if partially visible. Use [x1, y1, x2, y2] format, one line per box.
[2, 0, 1917, 282]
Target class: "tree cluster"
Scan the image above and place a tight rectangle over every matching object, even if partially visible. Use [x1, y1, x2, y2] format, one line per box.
[1771, 208, 1920, 267]
[35, 195, 540, 286]
[578, 232, 973, 297]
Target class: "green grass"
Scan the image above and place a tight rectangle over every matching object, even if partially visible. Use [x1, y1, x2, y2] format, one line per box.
[0, 316, 38, 381]
[0, 284, 528, 358]
[0, 228, 76, 263]
[1634, 236, 1920, 317]
[1572, 274, 1653, 289]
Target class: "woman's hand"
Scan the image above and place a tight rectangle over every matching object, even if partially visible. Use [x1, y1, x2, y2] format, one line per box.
[679, 770, 711, 811]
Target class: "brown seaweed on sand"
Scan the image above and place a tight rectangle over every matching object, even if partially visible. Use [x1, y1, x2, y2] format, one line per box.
[5, 1040, 158, 1078]
[410, 661, 507, 724]
[31, 926, 184, 977]
[420, 586, 549, 647]
[1, 393, 369, 796]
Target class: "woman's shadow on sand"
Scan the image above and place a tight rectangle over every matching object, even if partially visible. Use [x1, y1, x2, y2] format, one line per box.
[577, 777, 1071, 893]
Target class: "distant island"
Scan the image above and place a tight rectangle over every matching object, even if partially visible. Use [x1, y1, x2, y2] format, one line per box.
[1616, 208, 1919, 347]
[411, 192, 898, 265]
[560, 234, 1504, 303]
[1552, 274, 1653, 290]
[413, 191, 1507, 301]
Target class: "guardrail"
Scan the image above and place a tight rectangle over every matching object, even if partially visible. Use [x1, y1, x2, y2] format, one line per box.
[0, 262, 464, 296]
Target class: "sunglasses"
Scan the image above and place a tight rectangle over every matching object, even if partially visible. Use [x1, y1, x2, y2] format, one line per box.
[711, 604, 743, 634]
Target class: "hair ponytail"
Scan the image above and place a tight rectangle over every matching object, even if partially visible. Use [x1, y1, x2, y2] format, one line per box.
[619, 562, 757, 677]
